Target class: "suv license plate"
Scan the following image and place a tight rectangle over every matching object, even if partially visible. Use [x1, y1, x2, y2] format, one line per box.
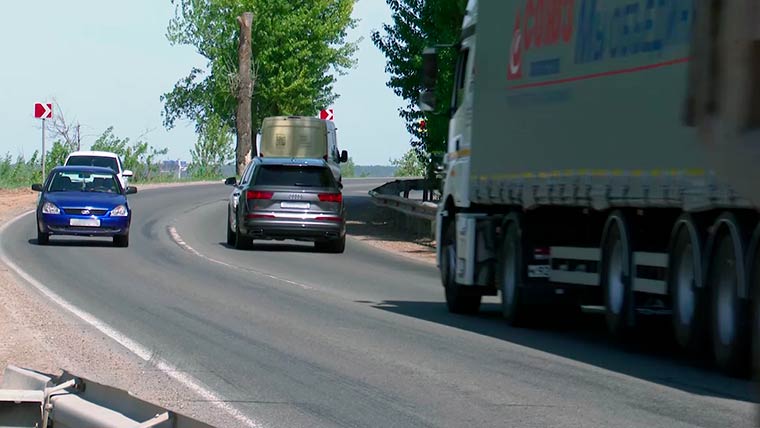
[280, 202, 310, 209]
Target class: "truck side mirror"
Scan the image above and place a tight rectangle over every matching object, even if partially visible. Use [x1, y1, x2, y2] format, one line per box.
[419, 91, 437, 112]
[340, 150, 348, 163]
[419, 47, 439, 112]
[422, 47, 438, 90]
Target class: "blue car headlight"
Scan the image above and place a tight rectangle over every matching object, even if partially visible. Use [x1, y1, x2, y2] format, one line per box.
[42, 201, 60, 215]
[110, 205, 129, 217]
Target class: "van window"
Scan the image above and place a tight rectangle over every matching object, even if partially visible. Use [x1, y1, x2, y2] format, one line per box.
[260, 121, 327, 158]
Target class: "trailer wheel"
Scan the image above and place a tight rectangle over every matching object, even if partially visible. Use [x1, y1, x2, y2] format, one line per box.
[669, 217, 707, 351]
[707, 214, 749, 375]
[441, 216, 481, 314]
[749, 224, 760, 379]
[500, 220, 525, 325]
[601, 212, 634, 338]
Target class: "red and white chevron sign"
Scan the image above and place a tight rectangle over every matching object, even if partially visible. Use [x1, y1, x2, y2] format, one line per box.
[319, 109, 334, 121]
[34, 102, 53, 119]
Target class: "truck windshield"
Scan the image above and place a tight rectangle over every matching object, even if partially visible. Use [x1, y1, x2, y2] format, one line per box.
[254, 165, 334, 188]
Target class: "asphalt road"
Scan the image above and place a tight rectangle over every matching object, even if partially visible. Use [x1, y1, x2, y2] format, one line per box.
[1, 180, 757, 427]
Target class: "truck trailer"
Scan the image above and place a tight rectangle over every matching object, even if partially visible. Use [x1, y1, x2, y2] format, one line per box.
[421, 0, 760, 375]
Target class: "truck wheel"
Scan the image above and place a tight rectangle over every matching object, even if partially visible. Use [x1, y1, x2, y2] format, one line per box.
[441, 217, 481, 314]
[601, 212, 634, 338]
[500, 220, 525, 325]
[669, 217, 707, 351]
[708, 215, 749, 375]
[749, 224, 760, 379]
[226, 206, 235, 246]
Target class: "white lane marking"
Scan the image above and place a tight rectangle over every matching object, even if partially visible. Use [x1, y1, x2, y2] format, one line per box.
[167, 225, 313, 290]
[0, 210, 262, 428]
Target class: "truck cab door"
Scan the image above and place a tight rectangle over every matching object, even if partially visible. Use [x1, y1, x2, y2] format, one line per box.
[446, 43, 475, 208]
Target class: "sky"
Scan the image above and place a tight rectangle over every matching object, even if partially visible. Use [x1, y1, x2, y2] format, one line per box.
[0, 1, 412, 166]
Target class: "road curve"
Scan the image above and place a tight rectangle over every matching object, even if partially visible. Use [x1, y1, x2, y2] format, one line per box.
[0, 180, 756, 428]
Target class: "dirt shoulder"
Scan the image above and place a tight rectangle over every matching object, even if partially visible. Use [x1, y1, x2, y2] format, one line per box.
[345, 196, 437, 265]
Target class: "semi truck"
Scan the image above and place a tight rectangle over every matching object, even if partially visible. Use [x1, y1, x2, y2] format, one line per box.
[420, 0, 760, 375]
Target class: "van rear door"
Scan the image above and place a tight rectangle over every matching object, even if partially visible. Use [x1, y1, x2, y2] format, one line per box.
[260, 118, 327, 158]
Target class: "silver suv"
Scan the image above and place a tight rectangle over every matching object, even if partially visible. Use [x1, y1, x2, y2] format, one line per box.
[225, 158, 346, 253]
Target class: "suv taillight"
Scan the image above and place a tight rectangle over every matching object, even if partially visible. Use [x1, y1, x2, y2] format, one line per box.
[246, 190, 273, 200]
[318, 193, 342, 203]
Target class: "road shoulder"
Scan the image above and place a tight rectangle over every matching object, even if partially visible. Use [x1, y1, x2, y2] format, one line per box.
[0, 184, 245, 427]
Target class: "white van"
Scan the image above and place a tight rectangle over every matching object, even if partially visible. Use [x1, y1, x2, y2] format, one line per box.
[258, 116, 348, 182]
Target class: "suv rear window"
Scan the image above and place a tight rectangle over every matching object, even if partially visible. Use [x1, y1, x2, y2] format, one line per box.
[254, 165, 335, 188]
[66, 155, 119, 172]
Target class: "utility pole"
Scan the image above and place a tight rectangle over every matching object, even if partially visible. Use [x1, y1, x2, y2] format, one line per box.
[235, 12, 254, 177]
[76, 123, 81, 151]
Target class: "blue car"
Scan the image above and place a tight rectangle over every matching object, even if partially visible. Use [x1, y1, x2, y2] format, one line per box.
[32, 166, 137, 247]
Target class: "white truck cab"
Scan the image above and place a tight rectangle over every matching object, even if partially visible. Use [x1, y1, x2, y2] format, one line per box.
[421, 0, 478, 268]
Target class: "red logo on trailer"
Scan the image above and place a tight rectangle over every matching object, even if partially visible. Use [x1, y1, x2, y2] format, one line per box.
[34, 102, 53, 119]
[508, 14, 524, 80]
[507, 0, 576, 81]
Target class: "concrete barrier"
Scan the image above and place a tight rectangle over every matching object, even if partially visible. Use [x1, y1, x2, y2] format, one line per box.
[0, 365, 215, 428]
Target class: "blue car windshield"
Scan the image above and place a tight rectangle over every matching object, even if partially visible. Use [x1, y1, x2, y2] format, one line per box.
[48, 171, 121, 194]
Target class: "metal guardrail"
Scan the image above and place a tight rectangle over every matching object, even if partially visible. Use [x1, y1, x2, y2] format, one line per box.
[0, 365, 214, 428]
[368, 179, 438, 221]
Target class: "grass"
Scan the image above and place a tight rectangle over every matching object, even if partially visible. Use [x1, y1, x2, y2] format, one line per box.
[0, 155, 224, 190]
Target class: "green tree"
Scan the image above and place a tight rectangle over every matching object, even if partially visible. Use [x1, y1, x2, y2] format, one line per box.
[190, 114, 234, 179]
[340, 156, 356, 178]
[162, 0, 359, 137]
[45, 141, 72, 173]
[391, 149, 425, 177]
[91, 127, 168, 181]
[371, 0, 466, 161]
